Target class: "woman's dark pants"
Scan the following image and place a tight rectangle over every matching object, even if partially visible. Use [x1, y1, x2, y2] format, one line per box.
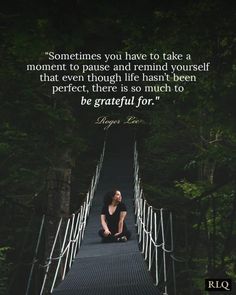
[98, 229, 131, 242]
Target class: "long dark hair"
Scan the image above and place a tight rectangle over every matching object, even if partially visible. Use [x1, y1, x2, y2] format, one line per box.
[103, 190, 116, 205]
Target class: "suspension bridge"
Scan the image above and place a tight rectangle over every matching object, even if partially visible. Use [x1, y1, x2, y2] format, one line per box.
[27, 130, 176, 295]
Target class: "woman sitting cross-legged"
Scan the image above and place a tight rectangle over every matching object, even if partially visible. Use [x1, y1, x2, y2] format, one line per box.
[98, 190, 131, 242]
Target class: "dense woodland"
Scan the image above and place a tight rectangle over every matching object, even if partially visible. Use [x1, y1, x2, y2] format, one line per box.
[0, 1, 236, 294]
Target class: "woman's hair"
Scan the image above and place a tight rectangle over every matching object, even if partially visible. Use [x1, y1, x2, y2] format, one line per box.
[103, 190, 117, 205]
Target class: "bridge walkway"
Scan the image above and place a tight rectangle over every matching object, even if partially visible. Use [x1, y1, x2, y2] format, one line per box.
[52, 130, 160, 295]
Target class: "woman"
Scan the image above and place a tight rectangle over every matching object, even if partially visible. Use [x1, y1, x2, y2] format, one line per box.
[98, 190, 131, 242]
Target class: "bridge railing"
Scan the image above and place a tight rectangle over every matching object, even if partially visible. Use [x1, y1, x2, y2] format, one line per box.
[134, 142, 176, 295]
[26, 142, 106, 295]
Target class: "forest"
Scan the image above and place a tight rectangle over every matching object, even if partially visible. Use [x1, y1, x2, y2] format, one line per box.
[0, 0, 236, 294]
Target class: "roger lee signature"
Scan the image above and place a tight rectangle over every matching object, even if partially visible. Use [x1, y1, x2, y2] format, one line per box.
[95, 116, 146, 130]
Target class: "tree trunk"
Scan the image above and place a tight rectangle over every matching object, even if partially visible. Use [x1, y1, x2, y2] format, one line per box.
[43, 149, 73, 293]
[47, 166, 71, 217]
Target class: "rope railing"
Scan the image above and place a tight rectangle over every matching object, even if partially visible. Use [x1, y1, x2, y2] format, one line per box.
[26, 141, 106, 295]
[134, 141, 176, 295]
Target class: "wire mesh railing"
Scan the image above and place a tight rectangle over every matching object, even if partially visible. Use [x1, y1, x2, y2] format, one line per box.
[26, 142, 106, 295]
[134, 142, 176, 295]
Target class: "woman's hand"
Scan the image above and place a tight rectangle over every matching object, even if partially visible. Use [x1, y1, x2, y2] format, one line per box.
[104, 229, 111, 237]
[101, 215, 111, 236]
[114, 232, 122, 237]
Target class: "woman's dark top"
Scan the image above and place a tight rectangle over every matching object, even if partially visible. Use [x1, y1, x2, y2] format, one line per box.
[101, 202, 127, 234]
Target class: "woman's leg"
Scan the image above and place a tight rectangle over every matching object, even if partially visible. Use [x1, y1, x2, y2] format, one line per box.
[116, 229, 131, 240]
[98, 229, 116, 242]
[98, 229, 105, 238]
[124, 230, 131, 240]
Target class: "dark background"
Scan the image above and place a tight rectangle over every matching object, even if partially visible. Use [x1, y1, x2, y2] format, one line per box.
[0, 1, 236, 294]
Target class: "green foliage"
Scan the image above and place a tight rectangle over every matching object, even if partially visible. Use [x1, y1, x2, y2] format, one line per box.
[0, 3, 101, 294]
[175, 180, 204, 199]
[132, 1, 236, 293]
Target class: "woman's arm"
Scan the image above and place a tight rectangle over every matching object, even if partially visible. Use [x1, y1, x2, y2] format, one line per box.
[115, 211, 127, 236]
[101, 214, 111, 235]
